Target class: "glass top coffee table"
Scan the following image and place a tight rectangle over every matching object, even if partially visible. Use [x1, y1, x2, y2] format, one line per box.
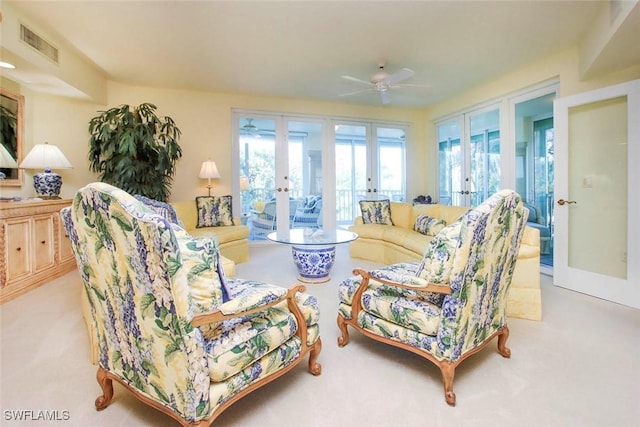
[267, 229, 358, 283]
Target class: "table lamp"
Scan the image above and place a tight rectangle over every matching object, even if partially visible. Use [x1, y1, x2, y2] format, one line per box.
[19, 142, 73, 198]
[199, 159, 220, 196]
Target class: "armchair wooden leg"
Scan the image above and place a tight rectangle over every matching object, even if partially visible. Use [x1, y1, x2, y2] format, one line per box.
[336, 315, 350, 347]
[95, 367, 114, 411]
[440, 361, 456, 406]
[308, 338, 322, 376]
[497, 326, 511, 358]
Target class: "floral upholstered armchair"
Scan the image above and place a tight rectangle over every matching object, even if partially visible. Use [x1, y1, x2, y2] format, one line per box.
[337, 190, 527, 405]
[61, 183, 322, 426]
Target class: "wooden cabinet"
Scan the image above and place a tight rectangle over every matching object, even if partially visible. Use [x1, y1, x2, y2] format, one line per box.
[1, 199, 76, 303]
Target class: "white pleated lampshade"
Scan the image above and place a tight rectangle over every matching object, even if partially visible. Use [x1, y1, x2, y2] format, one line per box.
[199, 160, 220, 179]
[19, 142, 73, 171]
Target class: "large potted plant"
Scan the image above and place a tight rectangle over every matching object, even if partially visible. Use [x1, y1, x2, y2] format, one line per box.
[88, 103, 182, 201]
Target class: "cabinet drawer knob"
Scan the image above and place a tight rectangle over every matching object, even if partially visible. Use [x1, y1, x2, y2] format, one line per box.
[16, 247, 21, 251]
[41, 240, 46, 244]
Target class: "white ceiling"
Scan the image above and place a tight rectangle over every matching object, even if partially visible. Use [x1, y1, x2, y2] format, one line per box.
[4, 1, 640, 108]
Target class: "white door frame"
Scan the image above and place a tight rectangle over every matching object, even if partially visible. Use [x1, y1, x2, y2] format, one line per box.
[553, 79, 640, 308]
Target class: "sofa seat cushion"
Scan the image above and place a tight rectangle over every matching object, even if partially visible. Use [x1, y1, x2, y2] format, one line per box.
[189, 225, 249, 244]
[382, 227, 432, 254]
[348, 223, 388, 240]
[361, 280, 441, 336]
[517, 244, 539, 259]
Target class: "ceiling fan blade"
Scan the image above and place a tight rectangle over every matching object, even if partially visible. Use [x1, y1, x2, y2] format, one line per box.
[339, 88, 374, 97]
[380, 91, 391, 105]
[387, 68, 415, 84]
[391, 83, 432, 91]
[341, 75, 372, 86]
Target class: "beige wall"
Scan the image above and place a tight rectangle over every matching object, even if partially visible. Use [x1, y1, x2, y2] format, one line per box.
[1, 80, 426, 202]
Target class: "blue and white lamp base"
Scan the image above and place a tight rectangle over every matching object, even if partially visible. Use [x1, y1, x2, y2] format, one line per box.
[33, 170, 63, 199]
[291, 245, 337, 283]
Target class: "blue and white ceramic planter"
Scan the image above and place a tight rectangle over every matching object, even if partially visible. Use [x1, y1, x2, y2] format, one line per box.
[291, 245, 336, 283]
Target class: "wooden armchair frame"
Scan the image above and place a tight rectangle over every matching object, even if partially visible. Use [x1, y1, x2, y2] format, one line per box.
[337, 269, 510, 406]
[96, 285, 322, 426]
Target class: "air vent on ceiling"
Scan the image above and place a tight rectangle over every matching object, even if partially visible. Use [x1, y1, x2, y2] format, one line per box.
[20, 24, 59, 64]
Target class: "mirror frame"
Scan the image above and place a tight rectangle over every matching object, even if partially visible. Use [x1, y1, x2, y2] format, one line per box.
[0, 87, 24, 187]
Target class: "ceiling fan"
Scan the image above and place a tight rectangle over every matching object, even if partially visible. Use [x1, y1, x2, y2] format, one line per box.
[339, 64, 430, 105]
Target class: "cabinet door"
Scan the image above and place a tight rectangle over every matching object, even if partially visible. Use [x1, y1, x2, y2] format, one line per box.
[58, 221, 74, 263]
[4, 220, 31, 284]
[33, 215, 55, 272]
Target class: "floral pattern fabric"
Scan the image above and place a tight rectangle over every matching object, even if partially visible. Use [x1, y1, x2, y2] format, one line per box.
[359, 199, 394, 225]
[413, 215, 447, 236]
[339, 189, 526, 362]
[134, 194, 184, 228]
[61, 182, 321, 423]
[196, 195, 234, 227]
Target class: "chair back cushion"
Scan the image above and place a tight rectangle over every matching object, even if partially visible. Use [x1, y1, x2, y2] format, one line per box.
[61, 182, 213, 421]
[434, 190, 526, 361]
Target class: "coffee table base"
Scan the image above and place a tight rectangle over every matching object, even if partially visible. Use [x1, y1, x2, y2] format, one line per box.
[291, 245, 336, 283]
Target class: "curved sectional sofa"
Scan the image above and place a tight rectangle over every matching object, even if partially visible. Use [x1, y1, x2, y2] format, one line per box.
[348, 201, 542, 320]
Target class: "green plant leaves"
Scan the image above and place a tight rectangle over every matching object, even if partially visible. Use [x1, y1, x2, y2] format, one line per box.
[88, 103, 182, 201]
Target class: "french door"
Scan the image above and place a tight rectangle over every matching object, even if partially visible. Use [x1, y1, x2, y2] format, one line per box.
[235, 113, 327, 239]
[334, 122, 406, 225]
[437, 106, 500, 207]
[554, 79, 639, 308]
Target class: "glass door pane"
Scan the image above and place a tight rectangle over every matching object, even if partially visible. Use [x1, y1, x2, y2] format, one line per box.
[239, 117, 276, 240]
[288, 120, 323, 229]
[468, 108, 500, 206]
[376, 127, 406, 202]
[437, 121, 461, 205]
[567, 97, 627, 279]
[335, 123, 367, 225]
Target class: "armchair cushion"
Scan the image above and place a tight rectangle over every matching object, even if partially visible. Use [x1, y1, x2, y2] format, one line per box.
[204, 305, 298, 381]
[413, 215, 447, 236]
[196, 195, 234, 227]
[359, 199, 393, 225]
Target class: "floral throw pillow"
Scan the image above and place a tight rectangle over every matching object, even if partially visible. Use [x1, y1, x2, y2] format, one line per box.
[359, 199, 393, 225]
[196, 195, 234, 227]
[414, 215, 447, 236]
[416, 220, 462, 284]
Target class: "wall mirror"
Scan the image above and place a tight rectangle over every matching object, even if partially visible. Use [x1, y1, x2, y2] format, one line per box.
[0, 88, 24, 187]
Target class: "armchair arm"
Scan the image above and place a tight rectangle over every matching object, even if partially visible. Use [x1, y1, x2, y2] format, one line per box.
[192, 285, 287, 327]
[368, 269, 452, 295]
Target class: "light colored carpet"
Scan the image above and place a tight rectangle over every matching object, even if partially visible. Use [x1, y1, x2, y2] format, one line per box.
[1, 243, 638, 426]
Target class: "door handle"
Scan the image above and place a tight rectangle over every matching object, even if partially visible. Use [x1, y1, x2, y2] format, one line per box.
[557, 199, 577, 206]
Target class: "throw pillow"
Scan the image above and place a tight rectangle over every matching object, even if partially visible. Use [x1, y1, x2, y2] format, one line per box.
[359, 199, 393, 225]
[416, 220, 463, 285]
[196, 195, 234, 227]
[414, 215, 447, 236]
